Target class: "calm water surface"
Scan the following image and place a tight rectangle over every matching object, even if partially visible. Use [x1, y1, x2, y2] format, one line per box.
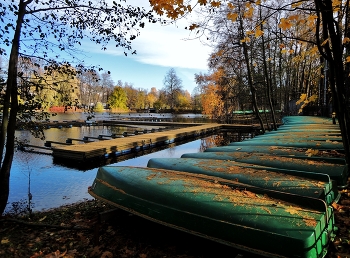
[7, 113, 217, 213]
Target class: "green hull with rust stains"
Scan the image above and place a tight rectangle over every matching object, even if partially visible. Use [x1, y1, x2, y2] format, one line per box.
[147, 157, 339, 205]
[89, 166, 334, 258]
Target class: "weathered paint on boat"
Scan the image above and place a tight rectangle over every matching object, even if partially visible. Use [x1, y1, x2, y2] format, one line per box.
[272, 129, 341, 134]
[281, 116, 335, 124]
[242, 136, 342, 143]
[204, 145, 346, 163]
[181, 152, 348, 187]
[255, 129, 341, 135]
[228, 140, 344, 150]
[147, 157, 339, 205]
[281, 123, 337, 127]
[89, 166, 335, 258]
[247, 132, 342, 142]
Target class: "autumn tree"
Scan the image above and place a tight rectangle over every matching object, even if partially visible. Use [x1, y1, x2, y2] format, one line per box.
[149, 0, 350, 161]
[107, 86, 128, 111]
[123, 82, 138, 110]
[100, 72, 114, 104]
[136, 88, 147, 110]
[147, 87, 158, 108]
[195, 70, 225, 118]
[177, 90, 192, 110]
[33, 63, 80, 110]
[0, 0, 156, 214]
[154, 89, 168, 110]
[163, 68, 183, 110]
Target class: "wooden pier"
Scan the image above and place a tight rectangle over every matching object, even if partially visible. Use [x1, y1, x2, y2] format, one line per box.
[51, 123, 226, 162]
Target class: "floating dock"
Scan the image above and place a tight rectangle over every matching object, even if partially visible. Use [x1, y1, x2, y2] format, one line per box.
[51, 123, 253, 162]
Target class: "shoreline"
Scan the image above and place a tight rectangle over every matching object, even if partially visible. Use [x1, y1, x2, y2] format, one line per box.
[1, 192, 350, 257]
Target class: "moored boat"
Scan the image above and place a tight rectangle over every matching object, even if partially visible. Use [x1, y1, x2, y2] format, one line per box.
[204, 145, 346, 163]
[88, 166, 335, 258]
[181, 152, 348, 187]
[228, 139, 344, 150]
[147, 157, 339, 205]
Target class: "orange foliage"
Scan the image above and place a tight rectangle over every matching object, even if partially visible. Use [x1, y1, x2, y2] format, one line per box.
[149, 0, 210, 19]
[201, 84, 224, 117]
[196, 69, 225, 117]
[279, 18, 293, 30]
[149, 0, 192, 19]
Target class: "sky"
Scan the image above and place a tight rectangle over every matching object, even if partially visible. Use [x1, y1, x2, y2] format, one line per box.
[79, 0, 212, 94]
[0, 0, 212, 94]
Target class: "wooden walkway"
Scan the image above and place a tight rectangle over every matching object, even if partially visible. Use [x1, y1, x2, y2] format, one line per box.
[52, 123, 232, 162]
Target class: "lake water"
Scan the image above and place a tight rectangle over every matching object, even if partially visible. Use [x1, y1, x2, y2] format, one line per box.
[48, 111, 213, 123]
[6, 112, 223, 214]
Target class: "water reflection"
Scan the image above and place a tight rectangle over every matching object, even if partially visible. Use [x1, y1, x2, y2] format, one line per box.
[7, 112, 233, 213]
[9, 129, 221, 213]
[49, 111, 212, 123]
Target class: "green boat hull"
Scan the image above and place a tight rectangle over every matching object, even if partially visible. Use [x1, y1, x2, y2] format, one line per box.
[247, 133, 342, 142]
[205, 145, 346, 163]
[147, 157, 339, 205]
[228, 140, 344, 150]
[89, 166, 334, 258]
[281, 116, 335, 125]
[181, 152, 348, 187]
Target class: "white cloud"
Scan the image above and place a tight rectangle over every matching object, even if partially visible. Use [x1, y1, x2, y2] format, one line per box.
[131, 21, 211, 70]
[102, 0, 212, 70]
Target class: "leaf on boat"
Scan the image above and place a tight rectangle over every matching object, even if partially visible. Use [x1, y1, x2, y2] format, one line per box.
[305, 148, 319, 157]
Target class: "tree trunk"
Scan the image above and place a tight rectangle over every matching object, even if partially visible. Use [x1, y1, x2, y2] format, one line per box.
[0, 0, 27, 215]
[260, 10, 277, 130]
[316, 0, 350, 164]
[238, 16, 265, 133]
[242, 42, 265, 133]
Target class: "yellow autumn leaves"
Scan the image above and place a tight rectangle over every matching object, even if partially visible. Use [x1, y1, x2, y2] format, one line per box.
[279, 13, 318, 31]
[296, 94, 318, 114]
[150, 0, 350, 62]
[240, 29, 264, 43]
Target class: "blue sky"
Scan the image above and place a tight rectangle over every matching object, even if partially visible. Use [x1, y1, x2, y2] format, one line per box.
[1, 0, 212, 94]
[79, 0, 212, 94]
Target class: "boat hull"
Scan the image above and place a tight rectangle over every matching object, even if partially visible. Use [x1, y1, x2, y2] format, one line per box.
[147, 157, 339, 205]
[204, 145, 345, 161]
[181, 152, 348, 187]
[89, 166, 334, 258]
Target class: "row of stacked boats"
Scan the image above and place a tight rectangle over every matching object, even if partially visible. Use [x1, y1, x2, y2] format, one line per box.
[88, 116, 347, 258]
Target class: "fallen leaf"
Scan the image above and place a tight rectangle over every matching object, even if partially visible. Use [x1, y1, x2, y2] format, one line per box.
[1, 238, 9, 244]
[101, 251, 113, 258]
[30, 251, 44, 258]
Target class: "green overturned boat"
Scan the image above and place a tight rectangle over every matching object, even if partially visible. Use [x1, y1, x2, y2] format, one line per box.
[89, 166, 335, 258]
[228, 138, 344, 150]
[181, 152, 348, 187]
[205, 145, 346, 163]
[147, 157, 340, 205]
[244, 133, 342, 142]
